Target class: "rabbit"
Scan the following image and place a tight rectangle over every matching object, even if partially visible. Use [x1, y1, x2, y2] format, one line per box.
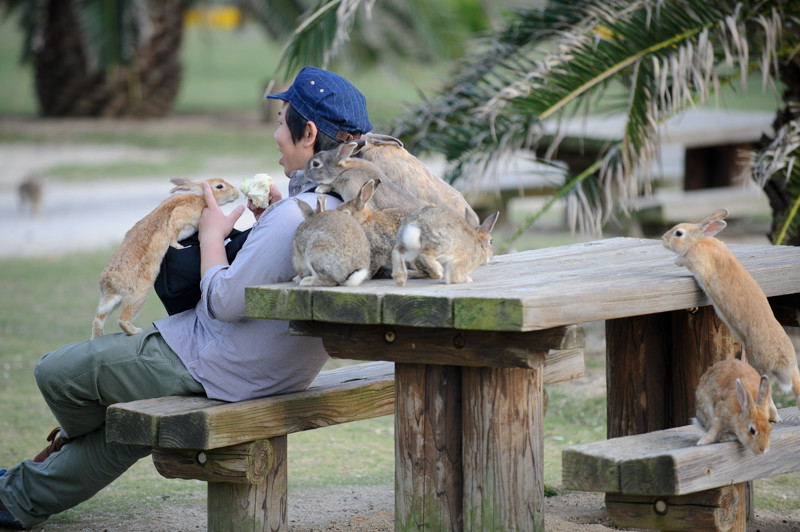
[18, 174, 44, 216]
[693, 358, 772, 454]
[392, 206, 499, 286]
[662, 208, 800, 417]
[92, 177, 239, 338]
[354, 133, 480, 227]
[304, 142, 424, 211]
[336, 178, 415, 278]
[291, 195, 371, 287]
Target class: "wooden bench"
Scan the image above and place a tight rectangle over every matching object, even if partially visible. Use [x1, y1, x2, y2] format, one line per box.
[562, 406, 800, 531]
[105, 324, 585, 531]
[106, 361, 395, 532]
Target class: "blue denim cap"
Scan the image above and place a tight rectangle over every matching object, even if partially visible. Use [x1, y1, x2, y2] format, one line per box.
[266, 66, 372, 142]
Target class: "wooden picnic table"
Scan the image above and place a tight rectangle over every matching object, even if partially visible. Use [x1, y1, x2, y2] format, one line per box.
[245, 236, 800, 530]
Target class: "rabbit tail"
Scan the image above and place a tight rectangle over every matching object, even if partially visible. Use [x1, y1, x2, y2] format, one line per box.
[344, 268, 370, 287]
[93, 292, 122, 339]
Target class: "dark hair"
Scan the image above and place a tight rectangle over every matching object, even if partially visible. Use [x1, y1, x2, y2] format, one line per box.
[285, 104, 341, 153]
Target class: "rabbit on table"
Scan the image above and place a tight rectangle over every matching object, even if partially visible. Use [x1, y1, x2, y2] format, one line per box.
[291, 195, 371, 287]
[304, 142, 423, 210]
[662, 208, 800, 418]
[392, 206, 499, 286]
[354, 133, 480, 227]
[694, 358, 772, 454]
[93, 177, 239, 338]
[336, 179, 415, 278]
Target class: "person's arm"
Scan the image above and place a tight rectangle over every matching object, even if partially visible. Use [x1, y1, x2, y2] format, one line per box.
[198, 181, 246, 277]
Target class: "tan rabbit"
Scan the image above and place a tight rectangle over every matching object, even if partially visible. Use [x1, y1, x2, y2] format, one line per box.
[693, 358, 772, 454]
[336, 179, 415, 277]
[355, 133, 480, 226]
[304, 142, 424, 210]
[662, 208, 800, 415]
[291, 196, 371, 286]
[93, 177, 239, 338]
[392, 206, 499, 286]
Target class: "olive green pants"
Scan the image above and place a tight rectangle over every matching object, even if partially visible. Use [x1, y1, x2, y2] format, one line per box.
[0, 328, 204, 528]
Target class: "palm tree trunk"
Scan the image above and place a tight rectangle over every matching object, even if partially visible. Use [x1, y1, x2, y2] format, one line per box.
[34, 0, 187, 118]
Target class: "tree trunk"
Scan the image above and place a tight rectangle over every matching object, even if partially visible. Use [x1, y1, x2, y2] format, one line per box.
[34, 0, 186, 118]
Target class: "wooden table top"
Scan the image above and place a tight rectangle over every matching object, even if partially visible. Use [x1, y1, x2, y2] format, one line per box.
[245, 237, 800, 332]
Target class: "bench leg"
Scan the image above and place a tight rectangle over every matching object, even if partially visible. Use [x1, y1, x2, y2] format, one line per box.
[207, 435, 288, 532]
[605, 483, 746, 532]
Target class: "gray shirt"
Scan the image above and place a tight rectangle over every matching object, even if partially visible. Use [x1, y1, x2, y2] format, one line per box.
[155, 184, 340, 401]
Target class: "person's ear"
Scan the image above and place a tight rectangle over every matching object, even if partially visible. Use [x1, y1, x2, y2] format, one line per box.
[303, 121, 318, 149]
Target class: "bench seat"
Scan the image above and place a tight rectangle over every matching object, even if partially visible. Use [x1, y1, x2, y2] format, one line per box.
[562, 406, 800, 531]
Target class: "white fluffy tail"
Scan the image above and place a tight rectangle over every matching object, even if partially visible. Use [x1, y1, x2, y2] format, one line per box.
[344, 268, 370, 287]
[92, 293, 122, 339]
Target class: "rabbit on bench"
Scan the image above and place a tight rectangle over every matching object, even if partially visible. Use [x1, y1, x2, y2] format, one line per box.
[93, 177, 239, 338]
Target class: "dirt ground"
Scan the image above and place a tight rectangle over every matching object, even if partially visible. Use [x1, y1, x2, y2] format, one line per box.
[3, 114, 799, 531]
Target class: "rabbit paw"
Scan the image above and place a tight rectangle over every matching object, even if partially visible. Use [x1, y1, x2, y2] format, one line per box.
[696, 434, 714, 446]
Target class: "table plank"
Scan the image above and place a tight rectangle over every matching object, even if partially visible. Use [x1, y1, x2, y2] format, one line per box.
[245, 237, 800, 331]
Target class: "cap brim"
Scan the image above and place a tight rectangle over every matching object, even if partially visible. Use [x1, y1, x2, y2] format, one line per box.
[265, 89, 290, 101]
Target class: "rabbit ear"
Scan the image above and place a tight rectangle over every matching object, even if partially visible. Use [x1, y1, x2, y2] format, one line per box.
[755, 375, 771, 407]
[366, 133, 404, 148]
[736, 378, 753, 414]
[316, 194, 327, 213]
[700, 219, 727, 237]
[294, 198, 315, 219]
[169, 177, 197, 193]
[356, 178, 380, 207]
[480, 211, 500, 233]
[705, 208, 729, 222]
[335, 142, 358, 164]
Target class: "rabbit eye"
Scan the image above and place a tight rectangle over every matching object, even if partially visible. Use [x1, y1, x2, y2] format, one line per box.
[675, 230, 684, 237]
[312, 160, 322, 168]
[749, 425, 757, 436]
[215, 184, 224, 189]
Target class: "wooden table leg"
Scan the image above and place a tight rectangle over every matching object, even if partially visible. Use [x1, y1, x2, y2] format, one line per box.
[394, 362, 546, 531]
[462, 365, 545, 531]
[605, 306, 741, 438]
[395, 363, 463, 530]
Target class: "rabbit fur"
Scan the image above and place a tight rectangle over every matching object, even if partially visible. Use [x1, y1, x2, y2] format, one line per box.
[662, 208, 800, 415]
[304, 142, 424, 211]
[693, 358, 772, 454]
[392, 206, 499, 286]
[336, 179, 414, 277]
[93, 177, 239, 338]
[291, 195, 371, 287]
[354, 133, 480, 227]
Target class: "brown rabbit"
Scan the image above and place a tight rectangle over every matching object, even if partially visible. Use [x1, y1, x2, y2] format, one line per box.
[18, 174, 44, 216]
[291, 196, 371, 286]
[694, 358, 772, 454]
[355, 133, 480, 226]
[662, 208, 800, 415]
[304, 142, 424, 210]
[392, 206, 499, 286]
[336, 179, 415, 277]
[92, 177, 239, 338]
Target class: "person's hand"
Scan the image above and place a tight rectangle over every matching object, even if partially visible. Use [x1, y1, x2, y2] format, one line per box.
[199, 181, 245, 275]
[247, 183, 283, 221]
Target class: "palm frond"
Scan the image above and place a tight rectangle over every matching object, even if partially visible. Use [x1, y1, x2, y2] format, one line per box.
[392, 0, 790, 237]
[753, 119, 800, 244]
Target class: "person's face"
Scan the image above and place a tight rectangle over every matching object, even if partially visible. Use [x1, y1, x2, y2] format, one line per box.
[274, 102, 315, 177]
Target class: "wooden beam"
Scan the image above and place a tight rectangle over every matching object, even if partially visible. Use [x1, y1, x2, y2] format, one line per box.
[152, 439, 273, 485]
[605, 484, 746, 532]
